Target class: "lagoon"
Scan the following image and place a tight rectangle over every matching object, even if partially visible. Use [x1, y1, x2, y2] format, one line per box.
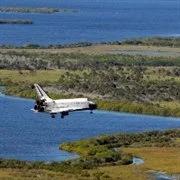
[0, 0, 180, 45]
[0, 95, 180, 161]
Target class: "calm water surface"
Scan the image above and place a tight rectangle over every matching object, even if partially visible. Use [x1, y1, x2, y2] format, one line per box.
[0, 0, 180, 45]
[0, 95, 180, 161]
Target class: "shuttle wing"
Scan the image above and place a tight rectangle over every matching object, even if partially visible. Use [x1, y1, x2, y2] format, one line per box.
[50, 108, 73, 114]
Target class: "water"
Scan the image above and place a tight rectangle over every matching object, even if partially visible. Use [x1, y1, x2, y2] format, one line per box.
[150, 171, 179, 180]
[132, 157, 144, 165]
[0, 0, 180, 45]
[0, 95, 180, 161]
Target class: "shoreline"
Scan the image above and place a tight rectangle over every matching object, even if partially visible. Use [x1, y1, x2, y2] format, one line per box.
[1, 37, 180, 118]
[1, 92, 180, 120]
[0, 129, 179, 179]
[2, 82, 180, 118]
[0, 36, 180, 49]
[0, 19, 33, 25]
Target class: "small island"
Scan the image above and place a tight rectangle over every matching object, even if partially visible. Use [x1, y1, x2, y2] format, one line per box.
[0, 7, 71, 14]
[0, 19, 33, 25]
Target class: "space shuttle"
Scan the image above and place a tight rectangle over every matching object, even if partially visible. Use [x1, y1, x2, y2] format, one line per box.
[32, 84, 97, 118]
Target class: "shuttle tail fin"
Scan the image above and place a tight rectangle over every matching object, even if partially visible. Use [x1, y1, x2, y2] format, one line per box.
[33, 84, 51, 101]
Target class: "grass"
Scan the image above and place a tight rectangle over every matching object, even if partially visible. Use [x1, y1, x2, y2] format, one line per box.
[0, 38, 180, 179]
[0, 168, 77, 180]
[1, 36, 180, 49]
[97, 146, 180, 180]
[0, 166, 146, 179]
[123, 147, 180, 174]
[1, 69, 180, 117]
[0, 69, 61, 84]
[1, 147, 179, 179]
[121, 37, 180, 47]
[97, 100, 180, 117]
[0, 129, 179, 179]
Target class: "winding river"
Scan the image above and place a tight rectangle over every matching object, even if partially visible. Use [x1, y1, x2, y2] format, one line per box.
[0, 95, 180, 161]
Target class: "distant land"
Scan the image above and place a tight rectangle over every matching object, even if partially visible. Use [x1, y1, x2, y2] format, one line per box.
[0, 19, 33, 25]
[0, 7, 76, 14]
[1, 37, 180, 48]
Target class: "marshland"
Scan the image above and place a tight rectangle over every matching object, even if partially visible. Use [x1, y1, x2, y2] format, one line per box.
[0, 0, 180, 179]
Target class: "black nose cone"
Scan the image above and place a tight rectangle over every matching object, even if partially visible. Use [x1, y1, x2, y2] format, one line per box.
[31, 84, 35, 89]
[89, 103, 97, 110]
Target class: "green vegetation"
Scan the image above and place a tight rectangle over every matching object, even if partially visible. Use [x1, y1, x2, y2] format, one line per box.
[2, 129, 178, 170]
[121, 37, 180, 47]
[1, 37, 180, 116]
[0, 19, 33, 24]
[0, 36, 180, 179]
[1, 37, 180, 179]
[0, 42, 93, 49]
[1, 51, 180, 69]
[1, 37, 180, 49]
[61, 129, 180, 155]
[0, 129, 179, 179]
[1, 67, 180, 116]
[97, 100, 180, 117]
[1, 39, 180, 116]
[124, 147, 180, 174]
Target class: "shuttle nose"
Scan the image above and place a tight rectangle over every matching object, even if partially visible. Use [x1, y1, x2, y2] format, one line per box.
[89, 102, 97, 110]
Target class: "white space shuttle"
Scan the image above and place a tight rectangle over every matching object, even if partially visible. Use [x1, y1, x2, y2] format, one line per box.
[32, 84, 97, 118]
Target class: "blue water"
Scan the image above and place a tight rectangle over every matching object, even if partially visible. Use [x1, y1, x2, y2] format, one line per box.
[132, 157, 144, 165]
[0, 95, 180, 161]
[0, 0, 180, 45]
[150, 171, 179, 180]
